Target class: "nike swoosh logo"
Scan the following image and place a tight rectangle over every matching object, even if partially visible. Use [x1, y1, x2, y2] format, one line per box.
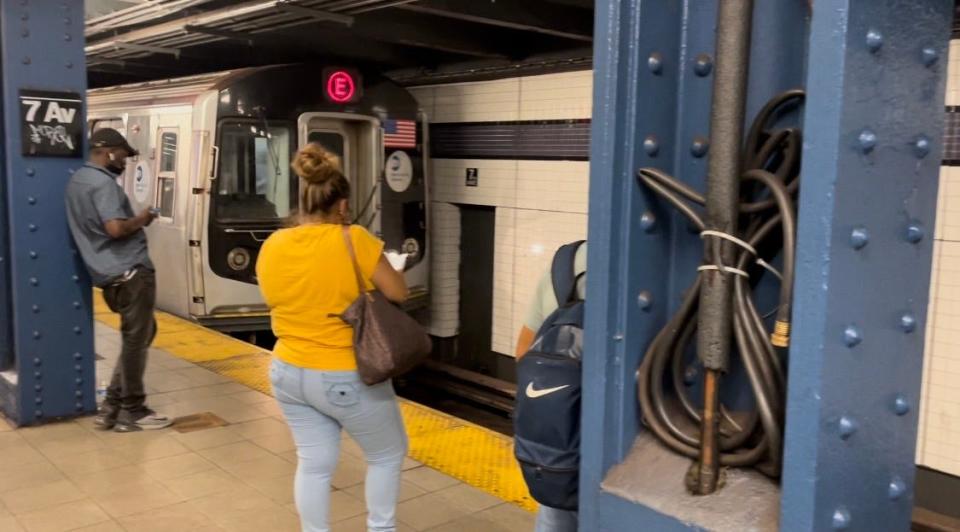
[525, 383, 570, 399]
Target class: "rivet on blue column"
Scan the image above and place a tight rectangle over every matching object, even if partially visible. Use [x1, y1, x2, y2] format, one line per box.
[613, 333, 624, 342]
[64, 33, 71, 42]
[28, 250, 37, 259]
[26, 168, 35, 177]
[850, 227, 869, 250]
[33, 357, 41, 366]
[35, 410, 42, 417]
[73, 301, 81, 309]
[74, 390, 83, 398]
[75, 402, 83, 411]
[900, 313, 917, 333]
[888, 477, 907, 500]
[20, 28, 28, 38]
[691, 136, 709, 158]
[35, 397, 42, 404]
[73, 326, 82, 335]
[906, 222, 925, 244]
[914, 135, 931, 158]
[73, 352, 82, 360]
[65, 61, 73, 69]
[28, 224, 37, 232]
[640, 212, 657, 233]
[34, 384, 41, 392]
[72, 274, 79, 282]
[29, 277, 38, 286]
[647, 52, 663, 75]
[922, 47, 939, 67]
[637, 290, 652, 311]
[31, 305, 39, 313]
[858, 129, 877, 153]
[866, 29, 883, 52]
[839, 416, 857, 439]
[32, 331, 41, 339]
[21, 57, 30, 65]
[894, 395, 910, 416]
[73, 364, 81, 371]
[693, 54, 713, 77]
[832, 507, 852, 530]
[75, 377, 83, 385]
[643, 135, 659, 156]
[844, 325, 862, 347]
[33, 371, 40, 379]
[27, 196, 36, 205]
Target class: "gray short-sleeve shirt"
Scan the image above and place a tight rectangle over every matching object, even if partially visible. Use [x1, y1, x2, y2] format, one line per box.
[65, 163, 153, 287]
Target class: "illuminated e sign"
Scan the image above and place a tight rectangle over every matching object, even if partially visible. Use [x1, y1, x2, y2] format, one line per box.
[324, 68, 361, 104]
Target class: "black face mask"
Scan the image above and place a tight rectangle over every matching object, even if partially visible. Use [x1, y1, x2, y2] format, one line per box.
[105, 161, 125, 175]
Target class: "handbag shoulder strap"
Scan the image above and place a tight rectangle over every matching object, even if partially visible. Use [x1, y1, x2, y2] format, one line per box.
[341, 225, 367, 295]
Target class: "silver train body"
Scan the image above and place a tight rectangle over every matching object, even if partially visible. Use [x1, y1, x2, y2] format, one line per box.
[87, 65, 430, 331]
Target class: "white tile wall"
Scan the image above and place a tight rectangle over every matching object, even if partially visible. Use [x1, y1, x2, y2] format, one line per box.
[917, 40, 960, 477]
[428, 202, 461, 337]
[411, 70, 594, 354]
[519, 71, 594, 120]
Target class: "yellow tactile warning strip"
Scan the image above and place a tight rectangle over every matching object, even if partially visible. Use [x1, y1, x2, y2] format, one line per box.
[93, 292, 536, 511]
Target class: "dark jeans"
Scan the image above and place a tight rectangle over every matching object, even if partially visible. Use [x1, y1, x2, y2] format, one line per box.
[102, 268, 157, 415]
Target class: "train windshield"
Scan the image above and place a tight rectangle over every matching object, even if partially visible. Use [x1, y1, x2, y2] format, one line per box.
[215, 121, 295, 222]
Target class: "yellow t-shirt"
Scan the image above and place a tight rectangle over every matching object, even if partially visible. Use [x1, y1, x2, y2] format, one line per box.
[256, 224, 384, 370]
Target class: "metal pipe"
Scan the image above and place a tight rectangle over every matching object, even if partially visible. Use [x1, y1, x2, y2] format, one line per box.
[695, 0, 755, 495]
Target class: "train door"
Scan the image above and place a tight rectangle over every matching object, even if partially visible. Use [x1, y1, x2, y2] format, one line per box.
[146, 114, 191, 318]
[298, 114, 379, 230]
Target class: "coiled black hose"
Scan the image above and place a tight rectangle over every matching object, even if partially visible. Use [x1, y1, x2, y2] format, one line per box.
[636, 90, 804, 479]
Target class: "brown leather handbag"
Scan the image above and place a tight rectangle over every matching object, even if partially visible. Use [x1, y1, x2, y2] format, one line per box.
[336, 226, 432, 385]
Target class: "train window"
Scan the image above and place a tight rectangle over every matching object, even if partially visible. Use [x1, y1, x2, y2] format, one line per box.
[216, 121, 294, 222]
[156, 130, 178, 220]
[307, 131, 345, 160]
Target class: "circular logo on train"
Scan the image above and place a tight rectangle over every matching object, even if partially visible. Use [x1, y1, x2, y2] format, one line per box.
[133, 161, 151, 204]
[385, 151, 413, 193]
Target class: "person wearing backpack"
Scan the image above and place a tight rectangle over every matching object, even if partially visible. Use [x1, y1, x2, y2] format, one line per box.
[514, 241, 586, 532]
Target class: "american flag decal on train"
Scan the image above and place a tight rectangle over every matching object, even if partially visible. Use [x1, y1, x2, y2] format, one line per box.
[383, 119, 417, 148]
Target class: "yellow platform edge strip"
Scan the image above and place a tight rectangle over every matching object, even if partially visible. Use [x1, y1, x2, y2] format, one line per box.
[93, 292, 536, 511]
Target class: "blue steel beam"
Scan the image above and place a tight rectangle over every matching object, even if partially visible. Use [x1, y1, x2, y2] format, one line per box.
[0, 0, 94, 425]
[782, 2, 951, 531]
[584, 0, 950, 530]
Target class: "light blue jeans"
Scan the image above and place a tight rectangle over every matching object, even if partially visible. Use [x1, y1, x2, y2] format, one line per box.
[270, 358, 408, 532]
[535, 506, 578, 532]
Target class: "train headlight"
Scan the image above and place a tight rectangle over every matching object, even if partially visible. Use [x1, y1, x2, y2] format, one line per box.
[227, 247, 251, 271]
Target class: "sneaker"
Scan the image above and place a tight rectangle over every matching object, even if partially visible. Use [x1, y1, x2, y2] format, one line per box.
[114, 409, 173, 432]
[93, 403, 119, 430]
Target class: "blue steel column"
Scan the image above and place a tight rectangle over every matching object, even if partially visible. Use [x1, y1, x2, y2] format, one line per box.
[585, 0, 949, 530]
[781, 2, 951, 531]
[0, 0, 93, 425]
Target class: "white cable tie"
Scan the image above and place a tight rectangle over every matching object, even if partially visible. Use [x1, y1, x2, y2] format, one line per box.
[755, 258, 784, 281]
[697, 265, 749, 278]
[700, 230, 757, 256]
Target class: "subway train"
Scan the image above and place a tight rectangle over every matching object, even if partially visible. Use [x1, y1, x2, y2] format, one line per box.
[86, 64, 430, 332]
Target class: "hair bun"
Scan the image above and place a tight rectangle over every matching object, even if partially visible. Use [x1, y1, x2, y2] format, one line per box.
[292, 143, 342, 184]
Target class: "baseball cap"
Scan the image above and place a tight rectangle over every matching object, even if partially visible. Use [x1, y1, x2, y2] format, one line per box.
[89, 128, 139, 157]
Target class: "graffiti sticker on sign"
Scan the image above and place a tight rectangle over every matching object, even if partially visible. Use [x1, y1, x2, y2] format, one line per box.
[19, 90, 83, 158]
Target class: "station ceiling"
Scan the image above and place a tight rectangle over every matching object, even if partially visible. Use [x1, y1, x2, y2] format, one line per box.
[84, 0, 594, 88]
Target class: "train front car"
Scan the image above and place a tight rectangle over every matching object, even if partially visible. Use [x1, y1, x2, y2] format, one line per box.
[87, 65, 429, 332]
[205, 65, 429, 330]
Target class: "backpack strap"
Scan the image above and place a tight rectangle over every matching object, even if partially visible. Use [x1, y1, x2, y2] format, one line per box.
[551, 240, 586, 307]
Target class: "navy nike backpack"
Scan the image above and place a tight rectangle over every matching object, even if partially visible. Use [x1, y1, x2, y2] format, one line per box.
[514, 241, 584, 511]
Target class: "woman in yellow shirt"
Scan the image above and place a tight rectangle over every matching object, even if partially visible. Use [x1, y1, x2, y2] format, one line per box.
[257, 144, 409, 532]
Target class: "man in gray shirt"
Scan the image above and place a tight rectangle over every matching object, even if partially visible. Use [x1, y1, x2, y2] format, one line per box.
[65, 128, 171, 432]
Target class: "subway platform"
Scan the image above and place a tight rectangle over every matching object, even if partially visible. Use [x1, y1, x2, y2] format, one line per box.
[0, 294, 534, 532]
